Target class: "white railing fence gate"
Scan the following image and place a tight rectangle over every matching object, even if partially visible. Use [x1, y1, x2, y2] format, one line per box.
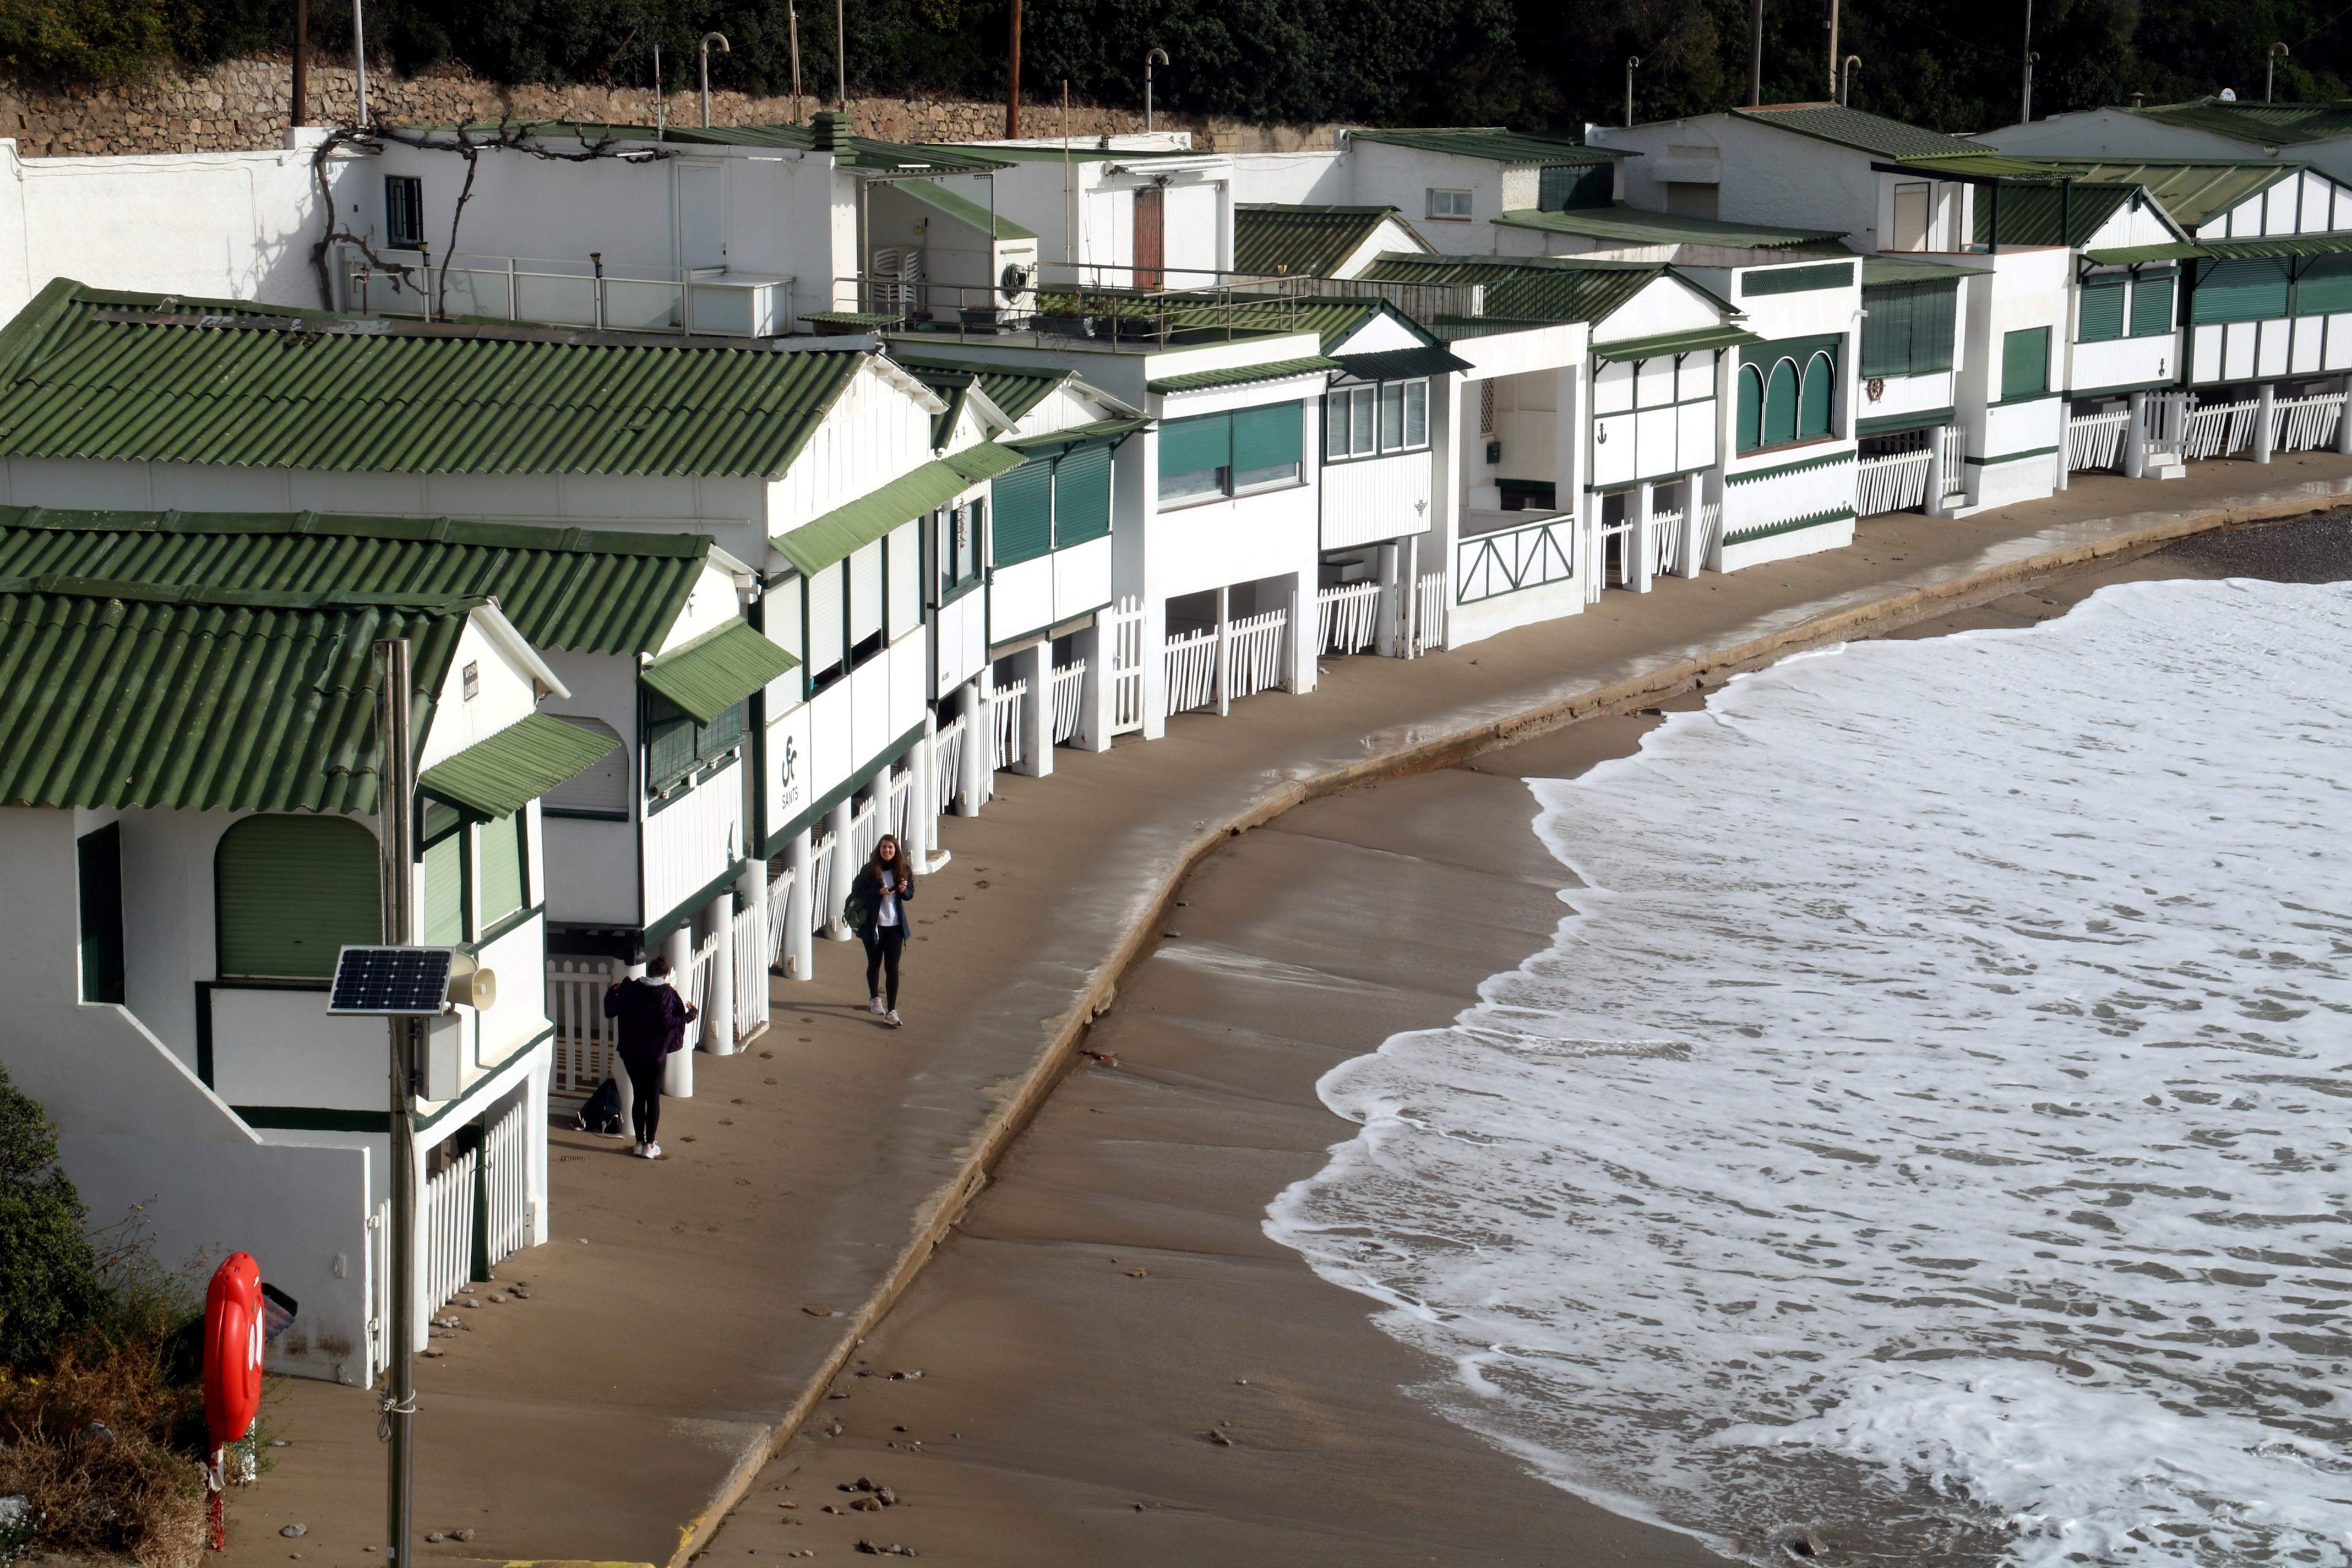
[1107, 596, 1148, 736]
[1163, 625, 1216, 716]
[1316, 580, 1381, 655]
[1414, 569, 1447, 655]
[1857, 448, 1934, 513]
[1226, 608, 1289, 701]
[1050, 660, 1087, 744]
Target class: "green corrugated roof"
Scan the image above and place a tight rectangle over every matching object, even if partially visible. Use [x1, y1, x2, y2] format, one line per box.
[896, 352, 1070, 444]
[1345, 127, 1626, 164]
[1592, 325, 1760, 361]
[1491, 203, 1845, 249]
[1148, 356, 1338, 393]
[894, 179, 1036, 238]
[2127, 99, 2352, 148]
[1332, 345, 1474, 379]
[0, 578, 475, 813]
[772, 447, 1021, 573]
[2048, 159, 2297, 226]
[2086, 233, 2352, 264]
[1358, 253, 1662, 325]
[1894, 153, 2075, 181]
[1860, 255, 1991, 285]
[420, 710, 618, 818]
[1732, 104, 1986, 160]
[1233, 205, 1429, 276]
[1975, 181, 2139, 247]
[639, 618, 798, 725]
[0, 507, 717, 656]
[0, 280, 871, 480]
[1002, 417, 1148, 449]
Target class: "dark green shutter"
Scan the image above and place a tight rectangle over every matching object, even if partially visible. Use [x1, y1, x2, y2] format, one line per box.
[2130, 271, 2176, 336]
[2000, 327, 2049, 400]
[1861, 286, 1915, 378]
[1232, 401, 1303, 474]
[1911, 283, 1956, 373]
[993, 459, 1054, 565]
[478, 812, 525, 928]
[1158, 412, 1232, 478]
[2193, 258, 2290, 324]
[1052, 443, 1112, 545]
[216, 814, 382, 978]
[1763, 359, 1800, 445]
[2297, 254, 2352, 317]
[423, 829, 465, 944]
[1539, 164, 1612, 212]
[2077, 275, 2126, 342]
[78, 824, 124, 1004]
[1736, 364, 1764, 451]
[1798, 351, 1835, 438]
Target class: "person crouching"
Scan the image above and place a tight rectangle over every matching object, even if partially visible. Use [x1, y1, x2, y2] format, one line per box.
[603, 954, 698, 1158]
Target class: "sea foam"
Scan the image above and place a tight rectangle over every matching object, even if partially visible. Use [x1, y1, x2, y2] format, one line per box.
[1266, 579, 2352, 1566]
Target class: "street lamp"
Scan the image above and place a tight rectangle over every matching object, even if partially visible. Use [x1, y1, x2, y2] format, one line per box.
[1625, 56, 1641, 129]
[2269, 42, 2290, 103]
[701, 32, 730, 127]
[1841, 53, 1860, 106]
[1145, 48, 1168, 133]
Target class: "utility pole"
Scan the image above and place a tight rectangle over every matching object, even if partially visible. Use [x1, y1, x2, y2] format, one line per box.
[1749, 0, 1763, 106]
[1005, 0, 1022, 137]
[789, 0, 803, 122]
[2020, 0, 2033, 122]
[351, 0, 369, 127]
[1625, 57, 1641, 128]
[291, 0, 308, 129]
[374, 638, 417, 1568]
[1826, 0, 1838, 103]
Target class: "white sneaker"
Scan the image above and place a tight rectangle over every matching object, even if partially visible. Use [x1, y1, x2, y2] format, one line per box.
[643, 1142, 662, 1159]
[868, 997, 886, 1016]
[632, 1142, 646, 1158]
[886, 1010, 902, 1028]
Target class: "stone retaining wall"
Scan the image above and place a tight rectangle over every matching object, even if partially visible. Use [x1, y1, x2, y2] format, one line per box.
[0, 55, 1338, 159]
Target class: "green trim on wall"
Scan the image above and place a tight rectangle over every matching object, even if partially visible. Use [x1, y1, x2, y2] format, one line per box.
[2068, 378, 2177, 399]
[1727, 448, 1856, 484]
[1724, 508, 1856, 545]
[1857, 406, 1953, 436]
[1743, 262, 1855, 296]
[1964, 445, 2061, 466]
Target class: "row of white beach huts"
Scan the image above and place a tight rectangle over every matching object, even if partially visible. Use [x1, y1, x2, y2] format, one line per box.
[2, 94, 2345, 1381]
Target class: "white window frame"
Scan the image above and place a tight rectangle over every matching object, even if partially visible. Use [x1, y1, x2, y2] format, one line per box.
[1322, 378, 1431, 463]
[1427, 188, 1473, 221]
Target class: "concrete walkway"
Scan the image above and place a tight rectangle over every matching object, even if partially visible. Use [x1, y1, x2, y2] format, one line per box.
[218, 454, 2352, 1568]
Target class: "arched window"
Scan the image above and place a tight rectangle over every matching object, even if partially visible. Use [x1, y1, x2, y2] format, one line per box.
[1763, 358, 1801, 447]
[1799, 351, 1836, 439]
[1736, 364, 1765, 452]
[216, 815, 381, 979]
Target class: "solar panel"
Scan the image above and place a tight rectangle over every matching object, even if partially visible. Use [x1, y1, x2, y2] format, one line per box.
[327, 946, 454, 1016]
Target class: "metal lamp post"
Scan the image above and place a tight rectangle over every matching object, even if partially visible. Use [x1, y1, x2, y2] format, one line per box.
[373, 639, 417, 1568]
[701, 32, 731, 127]
[2269, 43, 2290, 103]
[1625, 57, 1640, 128]
[1841, 52, 1860, 106]
[1145, 48, 1168, 133]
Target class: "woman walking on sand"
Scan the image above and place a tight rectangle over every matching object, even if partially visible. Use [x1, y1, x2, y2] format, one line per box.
[846, 833, 914, 1027]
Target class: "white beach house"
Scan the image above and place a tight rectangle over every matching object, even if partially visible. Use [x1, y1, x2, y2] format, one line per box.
[0, 574, 608, 1385]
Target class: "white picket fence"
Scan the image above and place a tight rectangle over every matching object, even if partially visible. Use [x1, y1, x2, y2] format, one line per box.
[423, 1143, 478, 1314]
[989, 678, 1028, 770]
[1107, 596, 1147, 736]
[2272, 391, 2345, 453]
[1163, 625, 1216, 715]
[932, 712, 966, 808]
[808, 828, 837, 936]
[2066, 410, 2128, 473]
[886, 762, 915, 842]
[733, 896, 770, 1038]
[1857, 447, 1934, 513]
[483, 1097, 530, 1268]
[1050, 660, 1086, 744]
[1316, 580, 1382, 655]
[1938, 426, 1966, 502]
[1413, 570, 1446, 654]
[2182, 398, 2258, 461]
[547, 955, 622, 1094]
[1649, 507, 1685, 576]
[1226, 608, 1289, 701]
[848, 794, 881, 870]
[764, 864, 796, 968]
[1695, 499, 1724, 561]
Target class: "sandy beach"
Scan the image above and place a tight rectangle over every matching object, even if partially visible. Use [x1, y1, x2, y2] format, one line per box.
[696, 507, 2352, 1567]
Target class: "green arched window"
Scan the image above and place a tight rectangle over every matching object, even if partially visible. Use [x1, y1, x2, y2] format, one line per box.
[1763, 359, 1800, 447]
[1798, 351, 1836, 439]
[1736, 364, 1765, 451]
[216, 815, 382, 979]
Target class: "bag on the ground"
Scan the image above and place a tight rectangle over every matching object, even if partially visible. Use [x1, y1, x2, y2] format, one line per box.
[575, 1075, 625, 1136]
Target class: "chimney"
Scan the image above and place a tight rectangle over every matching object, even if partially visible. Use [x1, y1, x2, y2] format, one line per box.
[813, 108, 846, 150]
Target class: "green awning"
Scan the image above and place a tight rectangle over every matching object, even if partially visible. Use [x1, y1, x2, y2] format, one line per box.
[1332, 345, 1476, 381]
[640, 619, 798, 724]
[2087, 234, 2352, 266]
[420, 711, 619, 819]
[1148, 356, 1338, 393]
[1592, 325, 1760, 362]
[1003, 417, 1150, 450]
[773, 449, 1018, 574]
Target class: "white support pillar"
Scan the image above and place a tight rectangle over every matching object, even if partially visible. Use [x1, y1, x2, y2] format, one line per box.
[1675, 489, 1703, 579]
[782, 828, 814, 981]
[661, 923, 694, 1097]
[1284, 571, 1314, 693]
[1629, 482, 1655, 594]
[2123, 395, 2148, 480]
[1140, 596, 1169, 741]
[822, 797, 854, 939]
[1582, 506, 1604, 605]
[1074, 610, 1114, 752]
[2256, 382, 2278, 464]
[700, 889, 735, 1056]
[955, 674, 986, 815]
[1014, 640, 1053, 777]
[2338, 376, 2352, 455]
[1213, 584, 1232, 717]
[910, 710, 946, 869]
[1374, 541, 1405, 657]
[2054, 420, 2071, 491]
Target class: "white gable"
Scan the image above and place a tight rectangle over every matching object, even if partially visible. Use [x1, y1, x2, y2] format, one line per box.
[2193, 167, 2352, 239]
[2086, 198, 2182, 251]
[1591, 275, 1724, 345]
[1333, 215, 1435, 277]
[1329, 307, 1429, 356]
[766, 356, 946, 533]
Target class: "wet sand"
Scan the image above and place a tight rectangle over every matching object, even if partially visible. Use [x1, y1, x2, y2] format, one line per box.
[701, 510, 2352, 1567]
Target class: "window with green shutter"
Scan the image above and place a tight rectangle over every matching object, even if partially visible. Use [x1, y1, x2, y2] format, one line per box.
[1911, 284, 1956, 373]
[2000, 327, 2049, 401]
[2077, 274, 2126, 342]
[1158, 412, 1231, 501]
[1763, 360, 1800, 445]
[1232, 401, 1303, 488]
[478, 810, 527, 931]
[2297, 254, 2352, 317]
[78, 823, 124, 1004]
[1861, 286, 1915, 377]
[2194, 258, 2290, 324]
[2130, 270, 2176, 336]
[422, 803, 466, 945]
[1798, 352, 1836, 439]
[1052, 443, 1112, 546]
[1736, 364, 1765, 451]
[994, 459, 1054, 564]
[1539, 164, 1613, 212]
[215, 814, 382, 979]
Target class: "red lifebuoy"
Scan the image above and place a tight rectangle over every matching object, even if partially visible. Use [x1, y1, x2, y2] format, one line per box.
[203, 1254, 263, 1454]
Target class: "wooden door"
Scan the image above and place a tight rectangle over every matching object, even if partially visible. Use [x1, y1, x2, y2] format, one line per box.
[1133, 186, 1164, 290]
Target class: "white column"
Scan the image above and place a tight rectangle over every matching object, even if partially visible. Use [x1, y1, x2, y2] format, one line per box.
[2337, 377, 2352, 455]
[1213, 584, 1232, 717]
[911, 710, 949, 869]
[822, 797, 854, 939]
[700, 889, 734, 1056]
[524, 1049, 551, 1244]
[1675, 487, 1703, 579]
[1075, 611, 1113, 752]
[2256, 382, 2278, 463]
[1374, 541, 1404, 657]
[1629, 482, 1655, 594]
[660, 923, 694, 1097]
[955, 676, 986, 815]
[1284, 571, 1314, 693]
[1140, 597, 1169, 741]
[1014, 640, 1053, 777]
[2054, 415, 2071, 491]
[734, 859, 767, 1033]
[2124, 395, 2148, 480]
[782, 829, 814, 981]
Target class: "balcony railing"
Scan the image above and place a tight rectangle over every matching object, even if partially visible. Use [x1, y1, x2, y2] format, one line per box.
[339, 246, 794, 339]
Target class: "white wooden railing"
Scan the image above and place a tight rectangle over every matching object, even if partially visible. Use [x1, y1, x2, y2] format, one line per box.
[676, 929, 720, 1053]
[1458, 514, 1575, 603]
[932, 714, 966, 810]
[1107, 596, 1147, 735]
[547, 955, 622, 1094]
[764, 864, 796, 969]
[2182, 398, 2258, 461]
[1050, 660, 1086, 744]
[1316, 580, 1382, 655]
[1937, 427, 1966, 501]
[1858, 448, 1934, 513]
[808, 829, 837, 937]
[989, 678, 1028, 770]
[484, 1097, 530, 1269]
[1649, 507, 1685, 577]
[1164, 626, 1216, 716]
[2273, 391, 2345, 453]
[733, 894, 770, 1039]
[1227, 608, 1289, 701]
[848, 794, 881, 867]
[1695, 499, 1724, 560]
[424, 1143, 478, 1314]
[1414, 570, 1447, 654]
[2066, 410, 2128, 473]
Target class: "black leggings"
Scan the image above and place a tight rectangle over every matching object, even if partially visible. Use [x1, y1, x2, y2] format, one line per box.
[623, 1054, 665, 1146]
[863, 925, 905, 1009]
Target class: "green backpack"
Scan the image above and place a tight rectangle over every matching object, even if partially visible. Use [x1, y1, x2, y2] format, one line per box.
[842, 876, 876, 933]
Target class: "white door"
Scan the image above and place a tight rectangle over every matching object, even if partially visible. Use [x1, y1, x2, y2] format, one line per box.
[677, 162, 726, 272]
